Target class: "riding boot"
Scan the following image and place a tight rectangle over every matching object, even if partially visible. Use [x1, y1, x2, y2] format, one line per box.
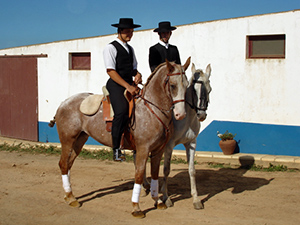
[113, 148, 126, 161]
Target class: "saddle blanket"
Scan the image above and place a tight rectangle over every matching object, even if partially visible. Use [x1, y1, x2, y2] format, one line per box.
[79, 94, 103, 115]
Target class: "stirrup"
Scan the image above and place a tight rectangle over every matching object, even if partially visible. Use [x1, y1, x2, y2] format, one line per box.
[113, 149, 126, 161]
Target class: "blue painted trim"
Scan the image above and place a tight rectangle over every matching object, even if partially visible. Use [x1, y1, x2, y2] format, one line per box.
[38, 121, 100, 145]
[174, 120, 300, 156]
[39, 120, 300, 156]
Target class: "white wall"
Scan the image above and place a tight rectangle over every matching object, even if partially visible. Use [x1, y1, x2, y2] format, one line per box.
[1, 10, 300, 130]
[134, 10, 300, 129]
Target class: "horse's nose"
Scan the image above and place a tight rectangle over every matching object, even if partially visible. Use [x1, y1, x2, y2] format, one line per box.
[175, 112, 186, 120]
[197, 111, 207, 121]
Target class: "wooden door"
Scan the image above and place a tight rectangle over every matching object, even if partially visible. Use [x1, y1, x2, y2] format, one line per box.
[0, 56, 40, 141]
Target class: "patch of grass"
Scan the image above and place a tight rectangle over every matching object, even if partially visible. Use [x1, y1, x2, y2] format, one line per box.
[0, 143, 197, 165]
[1, 143, 295, 171]
[160, 156, 198, 165]
[0, 143, 61, 155]
[169, 156, 187, 164]
[0, 143, 140, 163]
[208, 162, 297, 172]
[250, 163, 296, 172]
[79, 149, 135, 162]
[0, 142, 136, 161]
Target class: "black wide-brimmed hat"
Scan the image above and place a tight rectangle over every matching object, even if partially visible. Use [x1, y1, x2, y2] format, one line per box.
[111, 18, 141, 29]
[154, 21, 176, 32]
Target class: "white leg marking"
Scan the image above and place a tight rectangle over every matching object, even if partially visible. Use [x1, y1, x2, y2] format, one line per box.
[132, 183, 142, 203]
[62, 174, 72, 193]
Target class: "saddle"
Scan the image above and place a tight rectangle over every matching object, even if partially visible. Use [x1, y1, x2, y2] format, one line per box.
[79, 86, 137, 150]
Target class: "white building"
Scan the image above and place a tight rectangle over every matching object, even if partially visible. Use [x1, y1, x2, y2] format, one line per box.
[1, 10, 299, 156]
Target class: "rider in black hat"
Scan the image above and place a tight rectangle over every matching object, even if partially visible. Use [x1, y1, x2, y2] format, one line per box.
[149, 21, 181, 72]
[103, 18, 142, 161]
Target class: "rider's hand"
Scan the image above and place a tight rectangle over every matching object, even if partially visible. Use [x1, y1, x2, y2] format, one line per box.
[127, 85, 138, 95]
[134, 72, 142, 85]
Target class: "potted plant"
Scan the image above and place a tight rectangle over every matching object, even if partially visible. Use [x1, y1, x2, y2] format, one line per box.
[217, 130, 237, 155]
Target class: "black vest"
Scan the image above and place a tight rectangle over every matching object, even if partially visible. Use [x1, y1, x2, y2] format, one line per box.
[111, 41, 134, 83]
[149, 43, 181, 72]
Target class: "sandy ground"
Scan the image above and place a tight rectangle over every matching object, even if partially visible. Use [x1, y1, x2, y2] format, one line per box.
[0, 150, 299, 225]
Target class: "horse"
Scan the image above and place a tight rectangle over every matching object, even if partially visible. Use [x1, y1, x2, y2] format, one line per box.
[49, 57, 190, 218]
[141, 63, 212, 210]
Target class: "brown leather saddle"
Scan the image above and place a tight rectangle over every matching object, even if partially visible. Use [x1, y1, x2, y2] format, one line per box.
[102, 87, 137, 150]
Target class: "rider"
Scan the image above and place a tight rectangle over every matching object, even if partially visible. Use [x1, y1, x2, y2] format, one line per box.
[103, 18, 142, 161]
[149, 21, 181, 72]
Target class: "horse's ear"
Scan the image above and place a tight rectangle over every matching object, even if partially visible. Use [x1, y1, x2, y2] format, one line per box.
[166, 59, 174, 73]
[191, 63, 196, 75]
[183, 56, 191, 71]
[206, 64, 211, 78]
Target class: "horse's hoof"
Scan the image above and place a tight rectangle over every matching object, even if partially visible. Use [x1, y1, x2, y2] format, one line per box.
[157, 202, 167, 210]
[131, 210, 145, 218]
[165, 198, 173, 208]
[155, 200, 167, 210]
[193, 201, 204, 210]
[64, 192, 81, 208]
[68, 200, 81, 208]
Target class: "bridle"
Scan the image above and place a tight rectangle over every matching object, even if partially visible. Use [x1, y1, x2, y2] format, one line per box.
[186, 79, 209, 112]
[165, 72, 186, 105]
[138, 70, 186, 114]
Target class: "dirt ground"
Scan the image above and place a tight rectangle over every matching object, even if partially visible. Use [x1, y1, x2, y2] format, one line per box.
[0, 150, 299, 225]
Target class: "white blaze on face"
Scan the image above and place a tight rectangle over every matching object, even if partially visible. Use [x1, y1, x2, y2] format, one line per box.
[172, 71, 188, 120]
[173, 101, 186, 120]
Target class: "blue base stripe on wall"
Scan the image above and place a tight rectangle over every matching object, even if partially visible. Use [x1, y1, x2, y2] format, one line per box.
[39, 120, 300, 156]
[174, 120, 300, 156]
[38, 121, 100, 145]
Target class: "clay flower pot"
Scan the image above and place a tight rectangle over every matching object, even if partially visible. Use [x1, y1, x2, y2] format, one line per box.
[219, 139, 236, 155]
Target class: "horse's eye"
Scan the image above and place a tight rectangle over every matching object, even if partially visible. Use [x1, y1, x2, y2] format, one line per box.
[170, 85, 176, 89]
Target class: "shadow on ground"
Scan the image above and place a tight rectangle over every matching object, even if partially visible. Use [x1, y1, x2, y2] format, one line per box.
[165, 165, 273, 207]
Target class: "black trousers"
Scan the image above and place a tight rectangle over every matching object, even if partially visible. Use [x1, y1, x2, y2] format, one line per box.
[106, 78, 130, 150]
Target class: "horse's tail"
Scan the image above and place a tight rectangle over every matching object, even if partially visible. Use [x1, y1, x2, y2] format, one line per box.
[48, 117, 56, 127]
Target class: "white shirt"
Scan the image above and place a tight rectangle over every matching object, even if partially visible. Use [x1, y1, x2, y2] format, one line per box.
[103, 38, 138, 70]
[159, 40, 169, 49]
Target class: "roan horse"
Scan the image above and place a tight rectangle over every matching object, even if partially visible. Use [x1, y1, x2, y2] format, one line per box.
[141, 63, 212, 210]
[49, 57, 190, 218]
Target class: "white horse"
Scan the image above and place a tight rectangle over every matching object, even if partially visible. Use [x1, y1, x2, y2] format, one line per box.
[142, 63, 212, 210]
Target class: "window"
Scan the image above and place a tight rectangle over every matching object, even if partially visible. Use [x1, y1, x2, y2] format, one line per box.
[69, 52, 91, 70]
[246, 34, 285, 59]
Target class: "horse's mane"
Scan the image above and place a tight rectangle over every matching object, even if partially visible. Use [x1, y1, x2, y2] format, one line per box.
[144, 61, 181, 87]
[144, 62, 167, 87]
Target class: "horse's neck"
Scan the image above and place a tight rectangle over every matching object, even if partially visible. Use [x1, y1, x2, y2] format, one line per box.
[185, 84, 198, 116]
[143, 69, 172, 106]
[185, 84, 194, 105]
